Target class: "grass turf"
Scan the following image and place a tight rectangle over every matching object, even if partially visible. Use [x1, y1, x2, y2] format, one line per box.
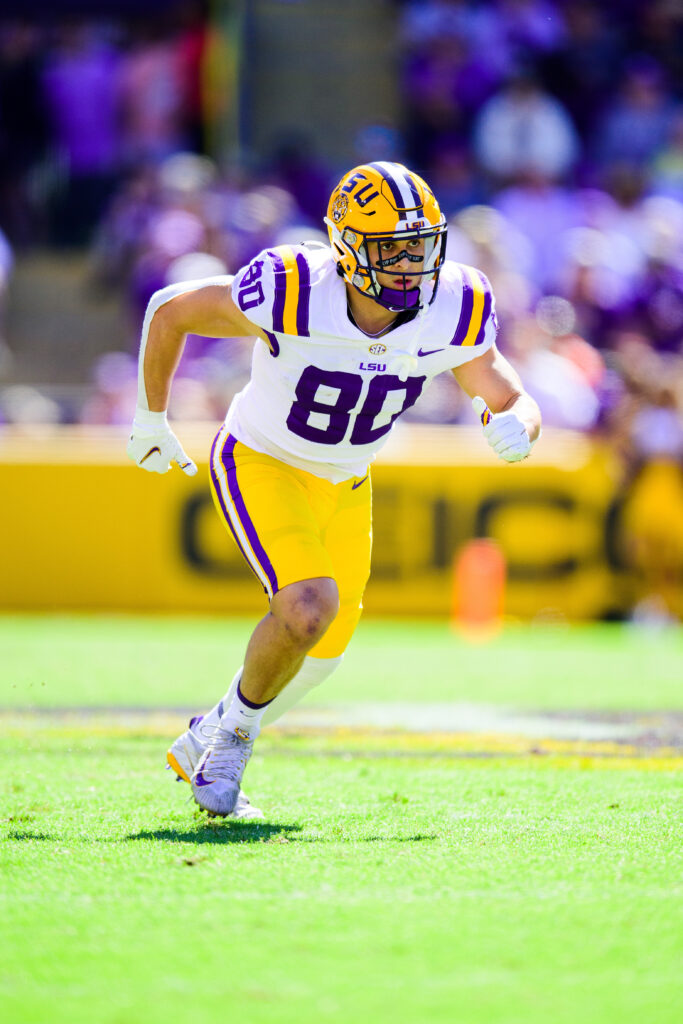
[1, 614, 682, 709]
[1, 617, 681, 1023]
[1, 726, 681, 1024]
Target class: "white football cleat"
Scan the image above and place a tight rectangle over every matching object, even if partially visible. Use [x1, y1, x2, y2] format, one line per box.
[231, 789, 264, 821]
[168, 716, 263, 820]
[167, 715, 206, 784]
[191, 726, 255, 818]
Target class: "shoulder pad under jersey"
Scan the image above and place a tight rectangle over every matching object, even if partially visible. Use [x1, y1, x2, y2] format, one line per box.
[231, 244, 318, 337]
[438, 261, 498, 350]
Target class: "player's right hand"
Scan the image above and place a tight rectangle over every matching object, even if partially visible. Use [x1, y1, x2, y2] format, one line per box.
[127, 408, 197, 476]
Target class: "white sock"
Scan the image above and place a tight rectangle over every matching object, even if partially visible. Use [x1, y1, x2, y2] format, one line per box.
[262, 655, 343, 725]
[196, 655, 342, 738]
[219, 681, 272, 741]
[195, 666, 242, 739]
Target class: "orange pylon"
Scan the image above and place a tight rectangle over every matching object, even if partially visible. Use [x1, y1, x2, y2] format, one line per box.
[451, 538, 506, 639]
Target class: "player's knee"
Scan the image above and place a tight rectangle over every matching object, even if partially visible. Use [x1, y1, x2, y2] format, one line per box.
[274, 578, 340, 648]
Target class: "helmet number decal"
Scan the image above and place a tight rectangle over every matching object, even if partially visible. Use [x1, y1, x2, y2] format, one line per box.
[237, 259, 265, 311]
[287, 366, 425, 446]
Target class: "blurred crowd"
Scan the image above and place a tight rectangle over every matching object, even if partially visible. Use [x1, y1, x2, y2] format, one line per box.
[0, 0, 681, 621]
[0, 1, 682, 466]
[0, 5, 208, 249]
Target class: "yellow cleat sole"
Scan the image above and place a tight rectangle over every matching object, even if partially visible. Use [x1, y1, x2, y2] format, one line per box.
[166, 749, 191, 784]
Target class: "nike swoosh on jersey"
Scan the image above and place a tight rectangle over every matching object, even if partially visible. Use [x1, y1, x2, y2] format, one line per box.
[352, 474, 369, 490]
[417, 347, 445, 357]
[140, 446, 161, 464]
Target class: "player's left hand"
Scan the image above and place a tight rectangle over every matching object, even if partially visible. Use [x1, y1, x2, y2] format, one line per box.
[472, 396, 534, 463]
[127, 407, 198, 476]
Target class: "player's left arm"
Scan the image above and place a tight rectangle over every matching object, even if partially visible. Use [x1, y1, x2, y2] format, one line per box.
[452, 342, 542, 462]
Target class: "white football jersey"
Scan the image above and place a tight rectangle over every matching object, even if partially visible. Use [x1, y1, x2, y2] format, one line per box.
[225, 243, 497, 482]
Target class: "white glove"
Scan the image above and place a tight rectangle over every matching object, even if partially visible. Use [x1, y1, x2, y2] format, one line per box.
[127, 407, 197, 476]
[472, 396, 534, 463]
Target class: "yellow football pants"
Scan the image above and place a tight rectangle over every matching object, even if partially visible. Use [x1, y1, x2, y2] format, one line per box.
[209, 424, 372, 659]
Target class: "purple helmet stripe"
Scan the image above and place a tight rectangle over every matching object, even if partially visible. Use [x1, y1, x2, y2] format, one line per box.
[221, 435, 279, 596]
[369, 161, 407, 219]
[449, 269, 474, 346]
[268, 250, 287, 333]
[474, 272, 492, 345]
[405, 174, 424, 215]
[369, 161, 426, 220]
[295, 252, 311, 336]
[408, 183, 422, 207]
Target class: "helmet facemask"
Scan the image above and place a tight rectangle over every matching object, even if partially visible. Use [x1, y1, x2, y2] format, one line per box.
[326, 220, 448, 312]
[363, 228, 446, 311]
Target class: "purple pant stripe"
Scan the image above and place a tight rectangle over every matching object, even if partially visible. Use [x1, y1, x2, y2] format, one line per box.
[295, 253, 311, 336]
[209, 431, 266, 592]
[474, 271, 492, 345]
[268, 249, 287, 333]
[449, 271, 474, 346]
[221, 435, 279, 596]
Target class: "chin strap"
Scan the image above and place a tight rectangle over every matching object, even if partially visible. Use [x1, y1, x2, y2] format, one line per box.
[376, 285, 421, 311]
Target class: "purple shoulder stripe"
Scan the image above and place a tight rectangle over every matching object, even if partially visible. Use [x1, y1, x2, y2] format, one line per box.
[474, 271, 492, 346]
[449, 268, 474, 346]
[268, 249, 287, 333]
[295, 252, 311, 337]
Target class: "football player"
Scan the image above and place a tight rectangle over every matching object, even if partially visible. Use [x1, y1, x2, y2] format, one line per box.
[128, 161, 541, 818]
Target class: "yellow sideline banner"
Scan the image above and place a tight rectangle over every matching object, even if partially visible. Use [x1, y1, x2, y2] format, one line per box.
[1, 424, 678, 619]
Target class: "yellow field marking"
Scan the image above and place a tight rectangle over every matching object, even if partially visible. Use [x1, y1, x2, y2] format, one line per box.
[270, 727, 683, 770]
[2, 711, 681, 771]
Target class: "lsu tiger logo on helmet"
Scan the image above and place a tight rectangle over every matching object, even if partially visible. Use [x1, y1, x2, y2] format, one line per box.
[324, 161, 447, 312]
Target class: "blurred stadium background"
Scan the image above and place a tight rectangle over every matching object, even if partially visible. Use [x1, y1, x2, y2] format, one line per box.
[1, 0, 682, 626]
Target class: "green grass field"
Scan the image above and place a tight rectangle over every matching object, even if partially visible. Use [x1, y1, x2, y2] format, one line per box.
[1, 616, 682, 1024]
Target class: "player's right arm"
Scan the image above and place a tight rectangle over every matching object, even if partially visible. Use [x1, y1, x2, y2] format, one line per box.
[128, 278, 266, 475]
[142, 283, 266, 411]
